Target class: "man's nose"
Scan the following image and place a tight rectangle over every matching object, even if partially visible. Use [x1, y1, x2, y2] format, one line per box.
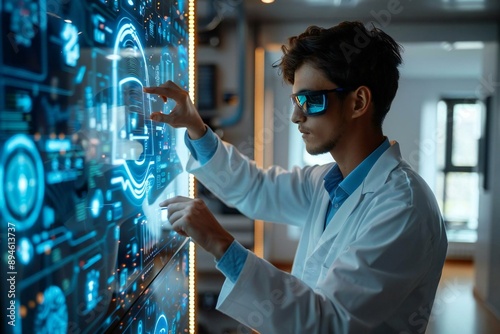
[291, 106, 306, 124]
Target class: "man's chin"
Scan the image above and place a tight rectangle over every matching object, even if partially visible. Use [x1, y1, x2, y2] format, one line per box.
[305, 145, 328, 156]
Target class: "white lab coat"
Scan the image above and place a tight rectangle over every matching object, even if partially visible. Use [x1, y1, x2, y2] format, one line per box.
[187, 138, 448, 334]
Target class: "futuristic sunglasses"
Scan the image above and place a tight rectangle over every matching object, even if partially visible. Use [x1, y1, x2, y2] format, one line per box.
[291, 87, 347, 116]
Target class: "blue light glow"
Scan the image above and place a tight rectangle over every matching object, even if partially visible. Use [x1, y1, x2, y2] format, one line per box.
[61, 22, 80, 67]
[18, 238, 34, 265]
[34, 286, 68, 334]
[154, 314, 168, 334]
[85, 270, 100, 311]
[1, 0, 191, 332]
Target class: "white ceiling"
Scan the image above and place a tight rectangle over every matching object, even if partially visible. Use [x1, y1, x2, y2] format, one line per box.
[399, 42, 483, 79]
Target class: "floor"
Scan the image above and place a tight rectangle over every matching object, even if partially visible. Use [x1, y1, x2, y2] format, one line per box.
[425, 260, 500, 334]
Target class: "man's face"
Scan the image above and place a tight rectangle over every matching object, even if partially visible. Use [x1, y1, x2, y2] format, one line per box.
[291, 63, 350, 156]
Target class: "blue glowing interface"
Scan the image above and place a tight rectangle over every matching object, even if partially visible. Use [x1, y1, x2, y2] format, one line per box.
[0, 0, 191, 333]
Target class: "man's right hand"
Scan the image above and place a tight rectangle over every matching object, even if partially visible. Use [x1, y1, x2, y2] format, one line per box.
[143, 80, 207, 140]
[161, 196, 235, 260]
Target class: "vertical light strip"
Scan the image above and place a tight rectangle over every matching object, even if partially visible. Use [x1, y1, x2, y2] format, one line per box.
[188, 239, 196, 334]
[254, 47, 265, 258]
[187, 180, 196, 334]
[188, 174, 196, 199]
[187, 1, 196, 333]
[188, 0, 196, 102]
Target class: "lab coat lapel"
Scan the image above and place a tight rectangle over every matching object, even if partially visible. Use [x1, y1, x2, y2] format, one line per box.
[307, 193, 331, 257]
[311, 142, 403, 254]
[303, 188, 363, 275]
[316, 184, 363, 246]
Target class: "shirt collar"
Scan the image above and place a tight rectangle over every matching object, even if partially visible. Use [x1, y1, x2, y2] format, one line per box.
[323, 164, 343, 199]
[323, 138, 391, 198]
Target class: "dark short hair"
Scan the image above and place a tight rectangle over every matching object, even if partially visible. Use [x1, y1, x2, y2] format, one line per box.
[275, 21, 403, 127]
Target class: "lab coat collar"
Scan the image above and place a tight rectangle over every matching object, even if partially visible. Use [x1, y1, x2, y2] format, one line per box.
[360, 140, 402, 194]
[313, 141, 403, 251]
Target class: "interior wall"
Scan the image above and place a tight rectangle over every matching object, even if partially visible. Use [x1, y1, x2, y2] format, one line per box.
[197, 21, 255, 155]
[475, 37, 500, 317]
[385, 77, 479, 173]
[488, 42, 500, 314]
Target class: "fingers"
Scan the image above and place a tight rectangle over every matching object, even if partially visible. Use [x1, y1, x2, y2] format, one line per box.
[142, 88, 166, 103]
[171, 222, 188, 237]
[160, 197, 195, 238]
[143, 81, 185, 103]
[156, 197, 232, 258]
[168, 208, 185, 227]
[159, 196, 191, 207]
[142, 86, 165, 94]
[150, 112, 171, 123]
[143, 86, 168, 102]
[159, 196, 199, 231]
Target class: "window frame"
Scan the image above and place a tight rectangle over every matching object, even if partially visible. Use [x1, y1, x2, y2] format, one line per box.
[442, 98, 479, 173]
[440, 97, 480, 229]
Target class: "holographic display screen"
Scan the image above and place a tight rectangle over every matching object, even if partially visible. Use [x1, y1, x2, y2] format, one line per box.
[0, 1, 191, 333]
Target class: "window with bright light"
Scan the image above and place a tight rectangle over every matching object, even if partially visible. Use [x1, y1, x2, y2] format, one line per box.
[436, 99, 482, 232]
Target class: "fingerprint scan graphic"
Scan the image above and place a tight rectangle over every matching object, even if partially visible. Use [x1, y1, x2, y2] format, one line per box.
[34, 286, 68, 334]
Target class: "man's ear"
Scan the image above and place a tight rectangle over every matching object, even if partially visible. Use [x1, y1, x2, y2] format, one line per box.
[351, 86, 372, 119]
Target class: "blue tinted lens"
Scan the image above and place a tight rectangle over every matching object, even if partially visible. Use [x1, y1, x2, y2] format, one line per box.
[295, 94, 308, 108]
[293, 93, 326, 115]
[306, 94, 326, 113]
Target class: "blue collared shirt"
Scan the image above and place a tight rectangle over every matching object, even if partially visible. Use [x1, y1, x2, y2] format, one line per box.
[183, 126, 219, 165]
[323, 138, 390, 228]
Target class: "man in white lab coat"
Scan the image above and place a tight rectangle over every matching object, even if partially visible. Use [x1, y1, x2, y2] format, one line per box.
[144, 21, 448, 333]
